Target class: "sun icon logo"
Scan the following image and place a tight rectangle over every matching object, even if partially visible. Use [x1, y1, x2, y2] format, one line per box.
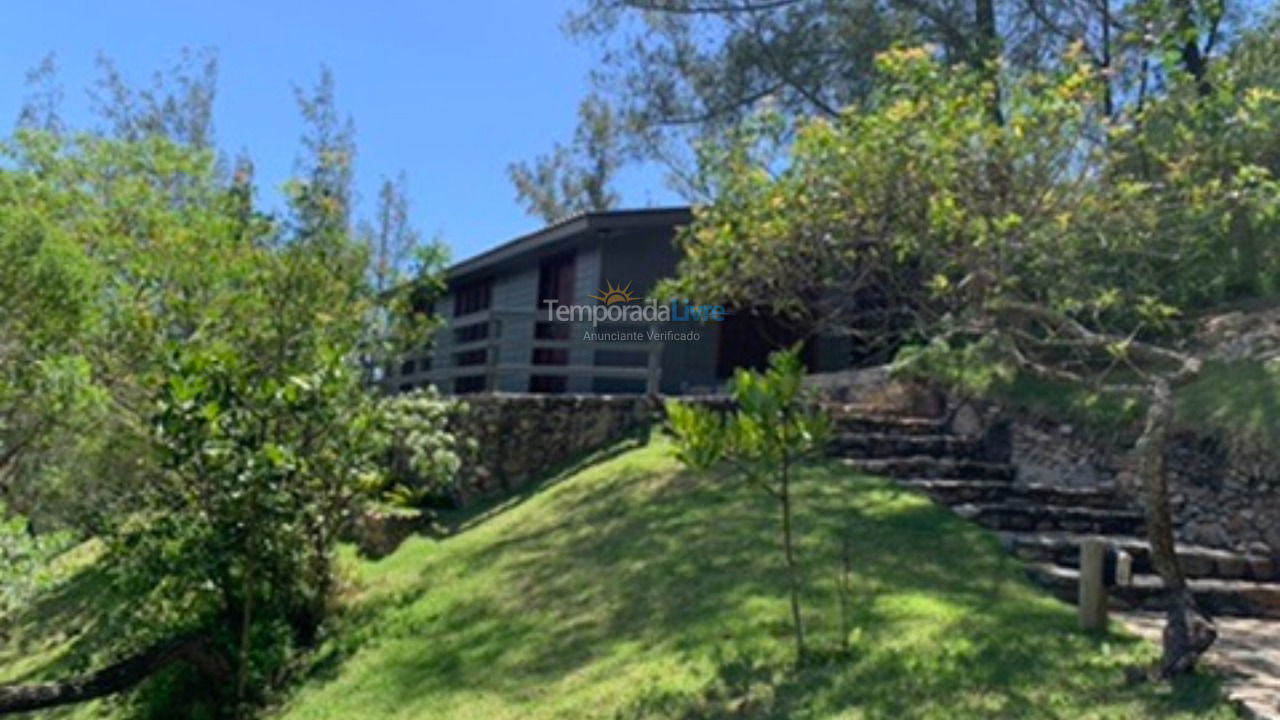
[590, 280, 639, 305]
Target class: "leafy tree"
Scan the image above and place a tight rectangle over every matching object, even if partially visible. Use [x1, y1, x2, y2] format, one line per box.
[508, 93, 623, 222]
[0, 64, 454, 717]
[0, 509, 73, 621]
[0, 130, 109, 527]
[538, 0, 1256, 197]
[15, 53, 65, 134]
[667, 346, 831, 662]
[667, 45, 1280, 675]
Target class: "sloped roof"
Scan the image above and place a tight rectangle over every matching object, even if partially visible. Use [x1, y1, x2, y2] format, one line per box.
[448, 206, 692, 281]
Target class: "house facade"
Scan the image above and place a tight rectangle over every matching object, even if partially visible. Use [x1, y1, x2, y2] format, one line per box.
[384, 207, 849, 395]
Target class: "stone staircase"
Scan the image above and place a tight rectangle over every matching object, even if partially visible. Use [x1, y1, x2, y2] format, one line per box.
[826, 405, 1280, 620]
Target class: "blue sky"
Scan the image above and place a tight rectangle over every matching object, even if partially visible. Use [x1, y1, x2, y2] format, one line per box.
[0, 1, 679, 262]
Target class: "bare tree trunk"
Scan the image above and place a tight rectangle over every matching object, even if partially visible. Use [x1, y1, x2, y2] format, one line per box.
[1136, 379, 1216, 677]
[0, 634, 213, 715]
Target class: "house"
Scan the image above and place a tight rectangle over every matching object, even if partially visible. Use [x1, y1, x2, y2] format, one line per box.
[384, 207, 851, 395]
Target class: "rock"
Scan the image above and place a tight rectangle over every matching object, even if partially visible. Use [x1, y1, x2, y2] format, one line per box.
[949, 403, 983, 438]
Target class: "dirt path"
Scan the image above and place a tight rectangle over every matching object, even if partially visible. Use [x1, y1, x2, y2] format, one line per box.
[1120, 612, 1280, 719]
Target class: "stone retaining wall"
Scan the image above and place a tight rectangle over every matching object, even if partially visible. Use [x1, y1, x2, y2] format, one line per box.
[449, 394, 658, 504]
[946, 397, 1280, 557]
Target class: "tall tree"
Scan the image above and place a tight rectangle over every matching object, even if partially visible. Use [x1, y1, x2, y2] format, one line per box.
[508, 93, 623, 222]
[90, 47, 219, 148]
[543, 0, 1257, 195]
[15, 53, 65, 133]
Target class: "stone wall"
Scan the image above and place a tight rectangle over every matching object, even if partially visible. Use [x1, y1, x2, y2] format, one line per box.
[449, 393, 658, 504]
[803, 366, 946, 416]
[946, 397, 1280, 557]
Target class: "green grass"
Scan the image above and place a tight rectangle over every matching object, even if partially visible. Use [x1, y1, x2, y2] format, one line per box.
[273, 433, 1230, 720]
[3, 433, 1234, 719]
[0, 539, 123, 719]
[924, 355, 1280, 447]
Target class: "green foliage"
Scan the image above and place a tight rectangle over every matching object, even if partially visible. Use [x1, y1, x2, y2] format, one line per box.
[378, 387, 466, 507]
[667, 346, 830, 482]
[0, 510, 73, 621]
[508, 94, 622, 222]
[667, 346, 830, 662]
[673, 43, 1280, 403]
[0, 61, 457, 716]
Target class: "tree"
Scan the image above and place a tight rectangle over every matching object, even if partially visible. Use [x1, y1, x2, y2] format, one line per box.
[16, 53, 65, 134]
[549, 0, 1257, 197]
[508, 94, 623, 222]
[667, 46, 1280, 676]
[0, 63, 455, 717]
[89, 47, 219, 148]
[667, 346, 831, 663]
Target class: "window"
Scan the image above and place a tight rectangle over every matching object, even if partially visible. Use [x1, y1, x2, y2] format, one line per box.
[529, 375, 568, 393]
[592, 377, 646, 394]
[400, 359, 416, 375]
[531, 348, 569, 365]
[534, 321, 572, 340]
[399, 382, 414, 393]
[454, 322, 489, 344]
[537, 252, 575, 306]
[454, 375, 487, 394]
[594, 350, 648, 367]
[454, 349, 487, 367]
[453, 278, 492, 317]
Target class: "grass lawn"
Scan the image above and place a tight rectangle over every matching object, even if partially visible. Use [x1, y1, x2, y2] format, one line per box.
[1, 432, 1235, 719]
[274, 432, 1231, 720]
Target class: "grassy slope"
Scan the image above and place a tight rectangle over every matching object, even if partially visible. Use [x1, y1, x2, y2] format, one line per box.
[0, 540, 125, 719]
[268, 434, 1229, 720]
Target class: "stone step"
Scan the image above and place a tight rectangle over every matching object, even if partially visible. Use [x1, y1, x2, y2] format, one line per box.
[897, 479, 1131, 510]
[831, 433, 985, 460]
[824, 410, 949, 437]
[954, 502, 1145, 535]
[1023, 562, 1280, 619]
[841, 456, 1016, 481]
[1001, 532, 1280, 583]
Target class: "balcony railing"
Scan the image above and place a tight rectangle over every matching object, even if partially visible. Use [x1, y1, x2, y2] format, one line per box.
[406, 308, 664, 394]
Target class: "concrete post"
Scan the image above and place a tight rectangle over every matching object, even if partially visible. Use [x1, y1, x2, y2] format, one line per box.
[1079, 537, 1108, 631]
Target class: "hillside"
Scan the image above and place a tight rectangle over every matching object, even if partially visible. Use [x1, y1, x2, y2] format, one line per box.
[2, 434, 1233, 719]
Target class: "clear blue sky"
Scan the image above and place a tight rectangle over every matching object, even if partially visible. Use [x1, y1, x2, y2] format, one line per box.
[0, 1, 679, 263]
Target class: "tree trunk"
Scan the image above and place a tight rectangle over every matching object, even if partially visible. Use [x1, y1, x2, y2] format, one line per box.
[973, 0, 1003, 125]
[779, 453, 807, 664]
[1100, 0, 1114, 118]
[0, 634, 211, 715]
[1136, 379, 1216, 677]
